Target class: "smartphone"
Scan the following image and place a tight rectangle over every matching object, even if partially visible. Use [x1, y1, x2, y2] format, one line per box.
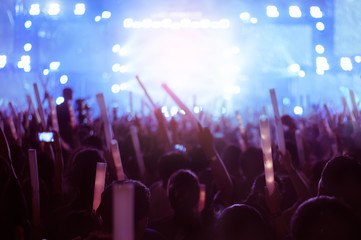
[38, 132, 54, 142]
[174, 144, 186, 152]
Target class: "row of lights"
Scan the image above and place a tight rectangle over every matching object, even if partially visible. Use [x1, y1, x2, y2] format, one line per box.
[266, 5, 323, 18]
[122, 18, 230, 29]
[29, 3, 86, 16]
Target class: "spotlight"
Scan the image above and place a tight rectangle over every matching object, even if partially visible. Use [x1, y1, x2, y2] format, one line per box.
[50, 61, 60, 70]
[316, 22, 325, 31]
[112, 63, 120, 72]
[316, 57, 329, 71]
[102, 11, 111, 19]
[315, 44, 324, 54]
[266, 6, 279, 18]
[94, 16, 101, 22]
[111, 84, 120, 93]
[119, 65, 128, 73]
[56, 96, 64, 105]
[283, 98, 291, 106]
[310, 6, 323, 18]
[21, 55, 31, 65]
[118, 48, 127, 56]
[293, 106, 303, 115]
[250, 17, 258, 24]
[119, 83, 127, 91]
[24, 43, 32, 52]
[48, 3, 60, 16]
[112, 44, 120, 53]
[288, 64, 300, 72]
[289, 6, 302, 18]
[240, 12, 250, 21]
[340, 57, 353, 71]
[74, 3, 85, 15]
[60, 75, 68, 84]
[24, 20, 32, 29]
[298, 70, 306, 77]
[0, 55, 7, 68]
[43, 69, 49, 75]
[24, 65, 31, 72]
[29, 4, 40, 16]
[355, 56, 361, 63]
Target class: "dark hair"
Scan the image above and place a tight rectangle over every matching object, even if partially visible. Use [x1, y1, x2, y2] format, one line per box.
[158, 152, 189, 185]
[291, 196, 361, 240]
[63, 87, 73, 100]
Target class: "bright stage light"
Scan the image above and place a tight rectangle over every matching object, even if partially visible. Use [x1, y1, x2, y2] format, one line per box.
[294, 106, 303, 115]
[310, 6, 323, 18]
[170, 106, 178, 116]
[289, 6, 302, 18]
[112, 63, 120, 72]
[119, 83, 127, 91]
[56, 96, 64, 105]
[50, 61, 60, 70]
[315, 44, 324, 54]
[21, 55, 30, 65]
[298, 70, 306, 77]
[161, 106, 167, 113]
[17, 61, 24, 69]
[316, 57, 329, 71]
[194, 106, 200, 114]
[340, 57, 353, 71]
[119, 65, 128, 73]
[24, 65, 31, 72]
[112, 44, 120, 53]
[355, 56, 361, 63]
[288, 64, 300, 72]
[316, 68, 324, 75]
[123, 18, 230, 29]
[118, 48, 127, 56]
[43, 69, 49, 75]
[231, 46, 240, 54]
[29, 4, 40, 16]
[111, 84, 120, 93]
[240, 12, 250, 21]
[24, 43, 32, 52]
[48, 3, 60, 16]
[250, 17, 258, 24]
[316, 22, 325, 31]
[94, 16, 101, 22]
[74, 3, 85, 15]
[0, 55, 7, 68]
[24, 20, 32, 29]
[102, 11, 111, 19]
[60, 75, 68, 84]
[267, 6, 279, 18]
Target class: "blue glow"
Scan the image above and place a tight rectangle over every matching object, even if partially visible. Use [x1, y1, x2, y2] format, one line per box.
[0, 55, 6, 68]
[283, 98, 291, 106]
[24, 43, 32, 52]
[21, 55, 30, 65]
[48, 3, 60, 16]
[298, 70, 306, 77]
[316, 57, 329, 71]
[94, 16, 101, 22]
[288, 64, 300, 72]
[315, 44, 324, 54]
[50, 61, 60, 70]
[266, 6, 279, 18]
[29, 4, 40, 15]
[250, 17, 258, 24]
[240, 12, 250, 21]
[316, 22, 325, 31]
[112, 63, 120, 72]
[310, 6, 323, 18]
[112, 44, 120, 53]
[60, 75, 68, 84]
[340, 57, 353, 71]
[293, 106, 303, 115]
[24, 20, 32, 29]
[24, 65, 31, 72]
[74, 3, 85, 15]
[111, 84, 120, 93]
[289, 6, 302, 18]
[102, 11, 111, 19]
[355, 56, 361, 63]
[43, 69, 49, 75]
[56, 96, 64, 105]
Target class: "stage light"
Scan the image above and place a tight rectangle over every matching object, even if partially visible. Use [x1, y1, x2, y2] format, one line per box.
[24, 20, 32, 29]
[102, 11, 111, 19]
[118, 48, 127, 56]
[283, 98, 291, 106]
[298, 70, 306, 77]
[48, 3, 60, 16]
[21, 55, 30, 65]
[170, 106, 178, 116]
[231, 46, 240, 54]
[316, 68, 324, 75]
[355, 56, 361, 63]
[50, 61, 60, 70]
[112, 44, 120, 53]
[194, 106, 200, 114]
[289, 6, 302, 18]
[74, 3, 85, 15]
[316, 22, 325, 31]
[0, 55, 7, 68]
[112, 63, 120, 72]
[240, 12, 250, 21]
[123, 18, 133, 28]
[60, 75, 68, 84]
[288, 64, 300, 72]
[340, 57, 353, 71]
[294, 106, 303, 115]
[24, 65, 31, 72]
[310, 6, 323, 18]
[29, 4, 40, 16]
[119, 83, 127, 91]
[315, 44, 324, 54]
[161, 106, 167, 113]
[94, 16, 101, 22]
[233, 86, 241, 94]
[17, 61, 24, 69]
[316, 57, 329, 71]
[24, 43, 32, 52]
[56, 96, 64, 105]
[111, 84, 120, 93]
[250, 18, 258, 24]
[119, 65, 128, 73]
[43, 69, 49, 75]
[267, 6, 279, 18]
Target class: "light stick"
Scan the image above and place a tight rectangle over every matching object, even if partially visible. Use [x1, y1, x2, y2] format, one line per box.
[135, 76, 157, 110]
[26, 94, 41, 124]
[342, 96, 358, 129]
[323, 104, 332, 126]
[235, 111, 246, 152]
[350, 89, 359, 120]
[113, 183, 134, 240]
[67, 101, 76, 129]
[295, 130, 305, 168]
[48, 96, 59, 132]
[111, 139, 125, 181]
[28, 149, 41, 227]
[92, 162, 107, 211]
[129, 126, 146, 176]
[161, 83, 199, 126]
[7, 117, 18, 141]
[96, 93, 113, 151]
[8, 102, 17, 121]
[269, 88, 286, 155]
[198, 184, 206, 212]
[33, 83, 46, 128]
[259, 115, 275, 195]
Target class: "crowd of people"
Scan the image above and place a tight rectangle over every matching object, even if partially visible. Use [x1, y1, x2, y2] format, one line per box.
[2, 86, 361, 240]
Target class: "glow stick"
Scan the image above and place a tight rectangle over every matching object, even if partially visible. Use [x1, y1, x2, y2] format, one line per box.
[269, 89, 286, 155]
[8, 102, 17, 121]
[323, 104, 332, 126]
[198, 184, 206, 212]
[92, 162, 107, 211]
[295, 130, 305, 168]
[48, 96, 59, 132]
[113, 183, 134, 240]
[342, 96, 358, 129]
[111, 139, 125, 181]
[129, 126, 146, 176]
[26, 94, 41, 124]
[96, 93, 113, 151]
[235, 111, 246, 152]
[161, 83, 199, 126]
[28, 149, 40, 226]
[33, 83, 46, 128]
[259, 116, 275, 195]
[135, 76, 157, 110]
[323, 118, 334, 138]
[7, 117, 18, 141]
[67, 101, 76, 129]
[350, 89, 359, 120]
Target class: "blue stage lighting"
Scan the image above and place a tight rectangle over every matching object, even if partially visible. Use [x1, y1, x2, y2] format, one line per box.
[289, 6, 302, 18]
[0, 55, 7, 68]
[48, 3, 60, 16]
[24, 20, 32, 28]
[50, 61, 60, 70]
[60, 75, 68, 84]
[310, 6, 323, 18]
[315, 44, 324, 54]
[74, 3, 85, 15]
[294, 106, 303, 115]
[29, 4, 40, 15]
[56, 96, 64, 105]
[266, 6, 279, 18]
[102, 11, 111, 19]
[316, 22, 325, 31]
[24, 43, 32, 52]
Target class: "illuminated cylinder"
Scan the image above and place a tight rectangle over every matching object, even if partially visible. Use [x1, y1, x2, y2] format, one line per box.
[270, 88, 286, 155]
[92, 162, 107, 211]
[111, 139, 125, 181]
[113, 183, 134, 240]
